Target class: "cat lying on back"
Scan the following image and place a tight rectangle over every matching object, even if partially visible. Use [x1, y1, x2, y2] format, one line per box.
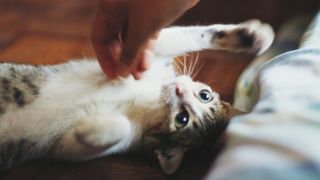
[0, 20, 273, 174]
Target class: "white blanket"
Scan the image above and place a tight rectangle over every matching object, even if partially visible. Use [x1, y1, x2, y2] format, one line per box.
[206, 12, 320, 180]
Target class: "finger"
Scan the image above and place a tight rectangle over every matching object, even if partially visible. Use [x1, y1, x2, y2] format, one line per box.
[150, 31, 160, 40]
[130, 50, 145, 80]
[121, 0, 200, 74]
[138, 46, 154, 71]
[120, 0, 192, 67]
[129, 37, 156, 78]
[132, 71, 142, 80]
[115, 61, 131, 78]
[95, 40, 123, 79]
[187, 0, 200, 9]
[91, 3, 130, 79]
[121, 31, 157, 72]
[134, 39, 156, 72]
[97, 55, 117, 79]
[131, 49, 153, 80]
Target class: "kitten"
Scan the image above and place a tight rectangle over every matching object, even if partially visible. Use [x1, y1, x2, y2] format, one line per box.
[0, 20, 273, 174]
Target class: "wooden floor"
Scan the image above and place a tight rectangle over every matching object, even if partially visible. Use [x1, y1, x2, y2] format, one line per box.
[0, 0, 317, 179]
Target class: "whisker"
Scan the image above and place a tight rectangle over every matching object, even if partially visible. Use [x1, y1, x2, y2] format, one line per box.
[206, 80, 217, 86]
[174, 57, 183, 75]
[176, 65, 183, 75]
[190, 52, 200, 78]
[187, 53, 193, 76]
[189, 56, 195, 77]
[183, 55, 187, 75]
[177, 58, 183, 66]
[191, 61, 205, 79]
[81, 52, 88, 60]
[188, 53, 194, 76]
[186, 54, 190, 76]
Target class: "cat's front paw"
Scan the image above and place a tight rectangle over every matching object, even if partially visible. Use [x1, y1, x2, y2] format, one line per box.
[75, 116, 131, 147]
[213, 20, 274, 54]
[239, 19, 275, 54]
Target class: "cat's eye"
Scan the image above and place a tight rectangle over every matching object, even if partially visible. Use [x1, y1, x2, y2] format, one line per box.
[198, 89, 213, 103]
[175, 111, 189, 128]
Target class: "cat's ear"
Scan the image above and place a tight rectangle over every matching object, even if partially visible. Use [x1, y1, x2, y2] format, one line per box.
[155, 148, 186, 175]
[220, 101, 246, 121]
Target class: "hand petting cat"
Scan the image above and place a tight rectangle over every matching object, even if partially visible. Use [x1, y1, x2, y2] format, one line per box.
[91, 0, 199, 80]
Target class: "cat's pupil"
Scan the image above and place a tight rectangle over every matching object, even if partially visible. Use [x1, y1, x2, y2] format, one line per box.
[198, 89, 213, 103]
[175, 111, 189, 128]
[200, 92, 210, 100]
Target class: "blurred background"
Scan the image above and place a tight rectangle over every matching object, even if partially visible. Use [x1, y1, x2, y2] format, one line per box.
[0, 0, 319, 179]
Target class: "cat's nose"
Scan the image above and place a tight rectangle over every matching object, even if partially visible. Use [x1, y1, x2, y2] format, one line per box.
[175, 85, 185, 97]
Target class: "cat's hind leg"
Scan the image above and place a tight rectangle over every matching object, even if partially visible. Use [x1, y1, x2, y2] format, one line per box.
[75, 115, 131, 148]
[53, 115, 132, 160]
[155, 20, 274, 57]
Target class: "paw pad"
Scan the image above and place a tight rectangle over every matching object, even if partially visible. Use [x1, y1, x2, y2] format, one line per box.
[216, 31, 227, 39]
[237, 29, 255, 47]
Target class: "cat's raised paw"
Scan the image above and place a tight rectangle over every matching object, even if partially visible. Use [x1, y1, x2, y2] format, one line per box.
[213, 19, 274, 54]
[240, 19, 274, 54]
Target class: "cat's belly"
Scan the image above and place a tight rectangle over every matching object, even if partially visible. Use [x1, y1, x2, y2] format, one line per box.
[0, 83, 155, 147]
[0, 60, 165, 166]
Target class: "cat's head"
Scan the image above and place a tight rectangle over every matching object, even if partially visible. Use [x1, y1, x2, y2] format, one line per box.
[141, 75, 241, 174]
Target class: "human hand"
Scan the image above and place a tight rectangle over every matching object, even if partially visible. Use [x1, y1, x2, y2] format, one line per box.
[92, 0, 199, 80]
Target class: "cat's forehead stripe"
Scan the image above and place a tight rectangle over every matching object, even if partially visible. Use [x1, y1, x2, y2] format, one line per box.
[192, 121, 199, 129]
[13, 87, 26, 107]
[0, 65, 45, 111]
[2, 78, 12, 102]
[210, 107, 215, 114]
[201, 113, 215, 128]
[194, 116, 204, 129]
[9, 67, 17, 78]
[22, 76, 40, 95]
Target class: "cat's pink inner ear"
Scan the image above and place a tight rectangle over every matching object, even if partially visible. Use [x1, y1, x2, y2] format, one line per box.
[155, 148, 186, 175]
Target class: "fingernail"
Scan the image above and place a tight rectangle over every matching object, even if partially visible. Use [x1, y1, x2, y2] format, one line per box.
[150, 32, 160, 39]
[133, 72, 142, 80]
[189, 0, 199, 8]
[147, 39, 157, 52]
[136, 49, 153, 72]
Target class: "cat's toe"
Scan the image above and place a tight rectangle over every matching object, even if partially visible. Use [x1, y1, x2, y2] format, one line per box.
[240, 19, 275, 54]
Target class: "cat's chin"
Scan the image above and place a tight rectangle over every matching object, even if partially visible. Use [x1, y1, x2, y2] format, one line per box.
[220, 101, 246, 122]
